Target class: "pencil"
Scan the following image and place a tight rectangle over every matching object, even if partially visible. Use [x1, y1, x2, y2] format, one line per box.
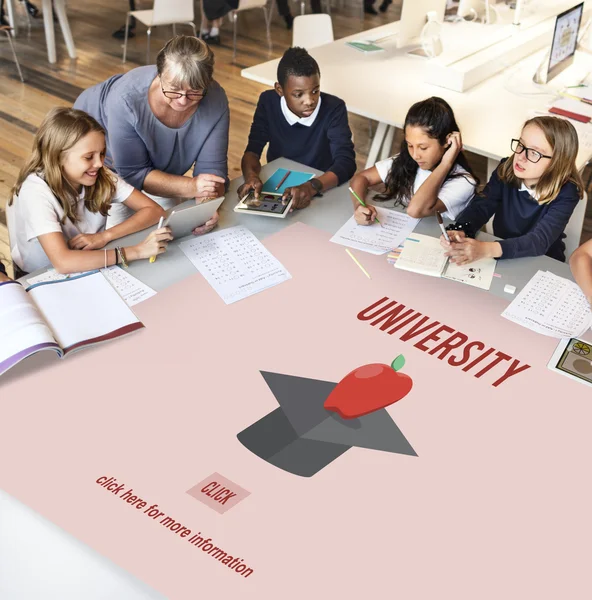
[436, 212, 450, 242]
[349, 186, 382, 226]
[275, 170, 291, 191]
[345, 248, 371, 279]
[149, 216, 164, 263]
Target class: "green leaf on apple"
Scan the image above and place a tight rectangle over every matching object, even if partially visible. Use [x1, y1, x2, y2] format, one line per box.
[391, 355, 405, 372]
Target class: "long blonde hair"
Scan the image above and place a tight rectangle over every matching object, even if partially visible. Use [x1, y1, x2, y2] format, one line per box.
[498, 116, 584, 204]
[10, 107, 116, 224]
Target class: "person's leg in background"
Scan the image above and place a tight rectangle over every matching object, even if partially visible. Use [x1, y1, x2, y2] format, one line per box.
[113, 0, 136, 39]
[364, 0, 377, 15]
[275, 0, 293, 29]
[310, 0, 322, 13]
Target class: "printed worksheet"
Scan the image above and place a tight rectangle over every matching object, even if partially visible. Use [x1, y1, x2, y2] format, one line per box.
[330, 208, 420, 255]
[502, 270, 592, 338]
[179, 226, 291, 304]
[28, 267, 156, 307]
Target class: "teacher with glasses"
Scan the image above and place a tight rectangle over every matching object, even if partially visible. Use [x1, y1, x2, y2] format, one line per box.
[74, 35, 228, 232]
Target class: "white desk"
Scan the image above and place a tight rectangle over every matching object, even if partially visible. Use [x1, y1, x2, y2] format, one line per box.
[1, 158, 578, 599]
[5, 0, 77, 63]
[242, 14, 592, 174]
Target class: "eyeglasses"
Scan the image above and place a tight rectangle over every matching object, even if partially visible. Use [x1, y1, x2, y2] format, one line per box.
[511, 139, 552, 164]
[160, 81, 207, 102]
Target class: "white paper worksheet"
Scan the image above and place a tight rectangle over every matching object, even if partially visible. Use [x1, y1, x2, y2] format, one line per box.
[179, 226, 291, 304]
[330, 208, 420, 255]
[502, 270, 592, 338]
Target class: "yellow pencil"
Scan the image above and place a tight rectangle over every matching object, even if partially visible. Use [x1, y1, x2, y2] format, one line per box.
[345, 248, 371, 279]
[149, 216, 164, 263]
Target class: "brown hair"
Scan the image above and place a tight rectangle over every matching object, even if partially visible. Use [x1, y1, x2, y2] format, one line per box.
[156, 35, 214, 91]
[10, 107, 116, 224]
[498, 116, 584, 204]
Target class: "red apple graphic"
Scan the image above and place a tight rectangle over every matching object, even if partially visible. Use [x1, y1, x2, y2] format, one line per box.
[324, 355, 413, 419]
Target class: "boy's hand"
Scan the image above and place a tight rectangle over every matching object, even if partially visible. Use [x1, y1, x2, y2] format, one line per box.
[237, 176, 263, 200]
[283, 182, 314, 210]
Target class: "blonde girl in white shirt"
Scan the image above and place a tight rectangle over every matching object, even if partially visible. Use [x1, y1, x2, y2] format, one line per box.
[7, 107, 172, 275]
[350, 96, 478, 223]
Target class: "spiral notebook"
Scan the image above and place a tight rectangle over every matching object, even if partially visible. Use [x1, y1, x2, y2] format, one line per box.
[394, 233, 496, 290]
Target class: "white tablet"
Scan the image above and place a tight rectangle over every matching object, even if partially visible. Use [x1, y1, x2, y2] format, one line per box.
[233, 192, 294, 218]
[164, 197, 224, 238]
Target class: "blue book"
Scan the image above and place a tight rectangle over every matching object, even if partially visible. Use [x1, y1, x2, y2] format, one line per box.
[261, 168, 314, 195]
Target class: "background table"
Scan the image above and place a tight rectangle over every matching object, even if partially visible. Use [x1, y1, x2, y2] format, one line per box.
[1, 158, 577, 599]
[242, 13, 592, 174]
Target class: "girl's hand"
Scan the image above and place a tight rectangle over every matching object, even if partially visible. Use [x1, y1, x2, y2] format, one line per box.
[440, 229, 465, 249]
[133, 227, 173, 260]
[442, 131, 462, 168]
[444, 237, 491, 265]
[68, 231, 109, 250]
[354, 204, 377, 226]
[193, 210, 219, 235]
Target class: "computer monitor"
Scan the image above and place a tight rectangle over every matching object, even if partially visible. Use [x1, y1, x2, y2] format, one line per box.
[546, 2, 584, 82]
[398, 0, 447, 48]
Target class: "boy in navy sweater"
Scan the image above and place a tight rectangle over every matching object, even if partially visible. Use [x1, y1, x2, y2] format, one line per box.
[238, 47, 356, 210]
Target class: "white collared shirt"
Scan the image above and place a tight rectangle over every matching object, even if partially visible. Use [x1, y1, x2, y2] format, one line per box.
[280, 95, 322, 127]
[519, 182, 539, 200]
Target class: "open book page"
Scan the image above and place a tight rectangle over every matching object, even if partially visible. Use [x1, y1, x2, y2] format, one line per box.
[179, 226, 291, 305]
[502, 270, 592, 338]
[28, 267, 156, 307]
[330, 208, 420, 255]
[26, 272, 143, 353]
[0, 281, 59, 376]
[443, 256, 497, 290]
[394, 233, 447, 277]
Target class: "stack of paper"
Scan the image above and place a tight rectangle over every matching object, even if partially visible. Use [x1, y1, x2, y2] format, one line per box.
[330, 208, 420, 255]
[502, 270, 592, 338]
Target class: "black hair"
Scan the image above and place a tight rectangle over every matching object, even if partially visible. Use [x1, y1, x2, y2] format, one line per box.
[277, 47, 320, 87]
[377, 97, 479, 204]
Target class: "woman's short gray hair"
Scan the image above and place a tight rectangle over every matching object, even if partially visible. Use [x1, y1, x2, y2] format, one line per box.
[156, 36, 215, 91]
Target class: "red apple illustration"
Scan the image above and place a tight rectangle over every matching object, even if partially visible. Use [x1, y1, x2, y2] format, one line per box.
[324, 355, 413, 419]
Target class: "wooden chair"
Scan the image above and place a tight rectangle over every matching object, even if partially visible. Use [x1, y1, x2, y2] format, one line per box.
[0, 26, 24, 82]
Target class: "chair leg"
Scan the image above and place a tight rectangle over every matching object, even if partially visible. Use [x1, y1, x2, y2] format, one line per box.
[4, 30, 24, 82]
[263, 7, 272, 53]
[146, 27, 151, 64]
[232, 12, 237, 62]
[300, 0, 305, 15]
[172, 23, 177, 36]
[189, 21, 197, 37]
[122, 12, 131, 63]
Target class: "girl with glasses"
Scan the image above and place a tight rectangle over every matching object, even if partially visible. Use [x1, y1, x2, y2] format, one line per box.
[442, 116, 584, 264]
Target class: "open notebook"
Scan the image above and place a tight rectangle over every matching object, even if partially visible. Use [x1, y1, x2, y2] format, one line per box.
[0, 271, 144, 377]
[394, 233, 497, 290]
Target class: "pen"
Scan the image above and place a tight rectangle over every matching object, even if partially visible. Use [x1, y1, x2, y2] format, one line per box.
[348, 186, 382, 226]
[275, 170, 291, 191]
[149, 216, 164, 263]
[436, 212, 450, 242]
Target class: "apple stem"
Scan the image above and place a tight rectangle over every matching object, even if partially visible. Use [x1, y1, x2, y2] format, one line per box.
[391, 355, 405, 372]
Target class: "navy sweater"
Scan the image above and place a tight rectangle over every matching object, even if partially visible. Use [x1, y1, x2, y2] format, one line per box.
[245, 90, 356, 185]
[0, 262, 5, 276]
[456, 160, 581, 262]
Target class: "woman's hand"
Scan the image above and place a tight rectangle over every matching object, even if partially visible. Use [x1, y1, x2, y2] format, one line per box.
[192, 173, 226, 200]
[442, 131, 462, 168]
[68, 231, 110, 250]
[193, 210, 219, 235]
[132, 226, 173, 260]
[237, 176, 263, 200]
[283, 182, 314, 210]
[354, 204, 377, 226]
